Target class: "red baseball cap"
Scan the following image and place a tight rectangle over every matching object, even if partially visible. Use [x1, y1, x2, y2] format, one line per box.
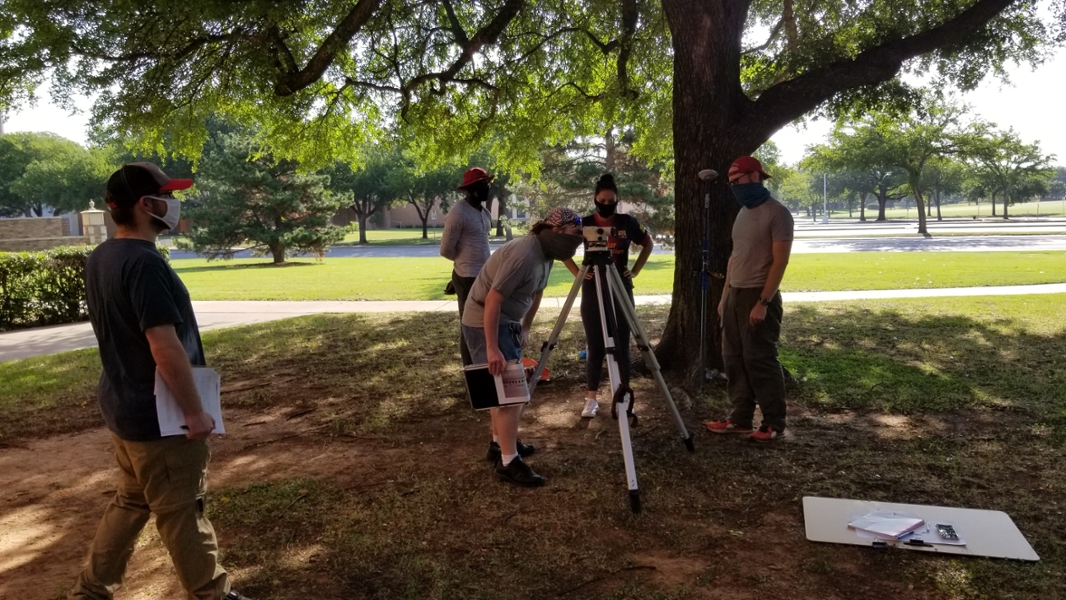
[457, 167, 494, 189]
[727, 156, 771, 182]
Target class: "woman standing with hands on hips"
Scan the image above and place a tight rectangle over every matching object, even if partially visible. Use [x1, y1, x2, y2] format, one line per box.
[563, 173, 654, 418]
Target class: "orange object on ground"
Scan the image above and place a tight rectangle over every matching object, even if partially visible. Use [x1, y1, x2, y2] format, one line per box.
[522, 358, 550, 381]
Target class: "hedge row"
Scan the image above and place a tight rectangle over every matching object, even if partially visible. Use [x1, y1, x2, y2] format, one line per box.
[0, 245, 170, 331]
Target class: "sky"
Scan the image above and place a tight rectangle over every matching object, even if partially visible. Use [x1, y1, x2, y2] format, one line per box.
[3, 48, 1065, 168]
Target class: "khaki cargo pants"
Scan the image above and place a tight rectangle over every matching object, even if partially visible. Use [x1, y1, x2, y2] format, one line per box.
[70, 434, 229, 600]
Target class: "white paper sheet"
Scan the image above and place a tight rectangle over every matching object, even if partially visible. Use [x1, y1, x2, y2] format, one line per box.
[496, 361, 530, 405]
[154, 367, 225, 436]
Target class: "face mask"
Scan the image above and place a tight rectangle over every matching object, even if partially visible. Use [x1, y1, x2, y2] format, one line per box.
[595, 201, 616, 218]
[466, 184, 489, 209]
[537, 230, 583, 261]
[730, 182, 772, 210]
[145, 196, 181, 231]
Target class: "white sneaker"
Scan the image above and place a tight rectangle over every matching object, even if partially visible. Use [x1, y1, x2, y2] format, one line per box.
[581, 399, 599, 418]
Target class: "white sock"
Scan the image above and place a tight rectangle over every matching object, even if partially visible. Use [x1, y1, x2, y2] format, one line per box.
[501, 453, 519, 465]
[492, 434, 499, 443]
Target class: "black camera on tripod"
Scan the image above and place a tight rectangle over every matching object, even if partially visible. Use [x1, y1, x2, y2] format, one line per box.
[582, 226, 616, 253]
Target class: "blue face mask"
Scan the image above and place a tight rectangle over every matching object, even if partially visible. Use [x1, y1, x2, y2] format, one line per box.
[730, 182, 772, 209]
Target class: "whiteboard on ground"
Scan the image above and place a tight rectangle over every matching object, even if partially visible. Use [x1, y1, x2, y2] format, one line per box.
[803, 496, 1039, 561]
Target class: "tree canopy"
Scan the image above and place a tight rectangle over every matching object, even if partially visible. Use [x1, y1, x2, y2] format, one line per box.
[0, 132, 112, 217]
[179, 124, 345, 263]
[3, 0, 1057, 383]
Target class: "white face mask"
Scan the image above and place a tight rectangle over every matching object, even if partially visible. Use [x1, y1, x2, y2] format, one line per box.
[145, 195, 181, 231]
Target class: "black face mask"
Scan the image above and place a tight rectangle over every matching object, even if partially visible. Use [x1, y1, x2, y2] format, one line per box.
[595, 201, 616, 218]
[537, 230, 584, 261]
[466, 183, 490, 209]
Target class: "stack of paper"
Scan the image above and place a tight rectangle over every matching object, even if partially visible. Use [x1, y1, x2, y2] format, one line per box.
[848, 510, 925, 539]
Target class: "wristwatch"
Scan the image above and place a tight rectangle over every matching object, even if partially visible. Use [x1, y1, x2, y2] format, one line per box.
[758, 297, 771, 307]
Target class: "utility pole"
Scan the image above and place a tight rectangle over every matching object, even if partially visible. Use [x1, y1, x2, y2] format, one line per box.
[821, 173, 829, 224]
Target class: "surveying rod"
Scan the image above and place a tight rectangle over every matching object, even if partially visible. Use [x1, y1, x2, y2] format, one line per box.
[697, 169, 719, 384]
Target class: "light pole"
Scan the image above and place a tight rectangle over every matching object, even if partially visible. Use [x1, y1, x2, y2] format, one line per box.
[821, 173, 829, 224]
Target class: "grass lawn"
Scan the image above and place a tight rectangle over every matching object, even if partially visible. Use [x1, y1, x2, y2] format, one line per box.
[168, 251, 1066, 301]
[5, 295, 1066, 599]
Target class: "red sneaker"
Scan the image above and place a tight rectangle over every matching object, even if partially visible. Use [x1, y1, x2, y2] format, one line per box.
[749, 426, 781, 443]
[705, 419, 753, 434]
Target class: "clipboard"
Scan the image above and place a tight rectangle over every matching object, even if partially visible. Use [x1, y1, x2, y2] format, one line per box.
[463, 362, 531, 411]
[154, 367, 226, 436]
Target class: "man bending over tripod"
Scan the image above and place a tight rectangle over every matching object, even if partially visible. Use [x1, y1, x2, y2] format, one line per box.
[462, 208, 584, 486]
[706, 156, 794, 443]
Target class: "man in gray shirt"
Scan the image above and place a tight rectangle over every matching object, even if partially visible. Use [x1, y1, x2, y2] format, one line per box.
[462, 208, 584, 486]
[441, 167, 493, 365]
[706, 156, 794, 443]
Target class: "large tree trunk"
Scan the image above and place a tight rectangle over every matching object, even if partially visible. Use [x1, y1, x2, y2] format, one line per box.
[859, 191, 868, 222]
[876, 191, 888, 221]
[658, 0, 750, 388]
[1003, 192, 1010, 219]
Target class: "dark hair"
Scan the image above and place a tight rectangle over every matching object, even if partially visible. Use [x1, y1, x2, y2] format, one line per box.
[530, 221, 552, 235]
[594, 173, 618, 196]
[106, 190, 138, 226]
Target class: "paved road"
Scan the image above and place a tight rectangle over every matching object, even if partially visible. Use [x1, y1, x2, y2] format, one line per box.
[5, 284, 1066, 363]
[167, 233, 1066, 259]
[792, 234, 1066, 253]
[793, 217, 1066, 237]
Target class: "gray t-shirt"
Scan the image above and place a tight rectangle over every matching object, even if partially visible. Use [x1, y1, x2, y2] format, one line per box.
[462, 235, 553, 327]
[728, 198, 795, 288]
[440, 199, 491, 278]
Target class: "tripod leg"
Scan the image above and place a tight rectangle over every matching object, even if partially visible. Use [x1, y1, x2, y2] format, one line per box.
[529, 264, 587, 397]
[595, 265, 641, 511]
[607, 265, 695, 452]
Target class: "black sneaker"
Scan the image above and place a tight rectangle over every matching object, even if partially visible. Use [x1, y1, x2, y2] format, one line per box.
[486, 440, 536, 462]
[226, 592, 254, 600]
[494, 456, 546, 487]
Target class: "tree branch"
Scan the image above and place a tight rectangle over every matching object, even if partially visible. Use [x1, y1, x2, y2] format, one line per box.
[274, 0, 383, 96]
[404, 0, 525, 92]
[749, 0, 1017, 139]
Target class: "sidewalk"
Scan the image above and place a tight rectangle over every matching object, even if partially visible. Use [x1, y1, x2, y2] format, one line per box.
[3, 284, 1065, 363]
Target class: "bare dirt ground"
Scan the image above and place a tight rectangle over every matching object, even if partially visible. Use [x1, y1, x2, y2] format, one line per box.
[2, 384, 1032, 600]
[4, 309, 1063, 599]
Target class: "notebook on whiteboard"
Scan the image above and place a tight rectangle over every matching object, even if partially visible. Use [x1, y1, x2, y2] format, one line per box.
[463, 362, 531, 411]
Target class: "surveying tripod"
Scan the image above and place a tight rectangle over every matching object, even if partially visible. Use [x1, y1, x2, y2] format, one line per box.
[527, 245, 694, 514]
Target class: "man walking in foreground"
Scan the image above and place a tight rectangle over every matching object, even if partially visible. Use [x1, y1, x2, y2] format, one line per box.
[70, 163, 251, 600]
[706, 156, 795, 443]
[441, 167, 494, 365]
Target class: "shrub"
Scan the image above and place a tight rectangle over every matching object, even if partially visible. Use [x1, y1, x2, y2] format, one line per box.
[0, 245, 170, 330]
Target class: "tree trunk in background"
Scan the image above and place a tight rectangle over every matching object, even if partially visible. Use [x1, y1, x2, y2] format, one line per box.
[495, 194, 507, 236]
[1003, 192, 1010, 219]
[356, 209, 369, 244]
[991, 193, 997, 216]
[859, 191, 868, 221]
[269, 241, 285, 264]
[935, 188, 943, 221]
[605, 127, 617, 172]
[876, 192, 888, 221]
